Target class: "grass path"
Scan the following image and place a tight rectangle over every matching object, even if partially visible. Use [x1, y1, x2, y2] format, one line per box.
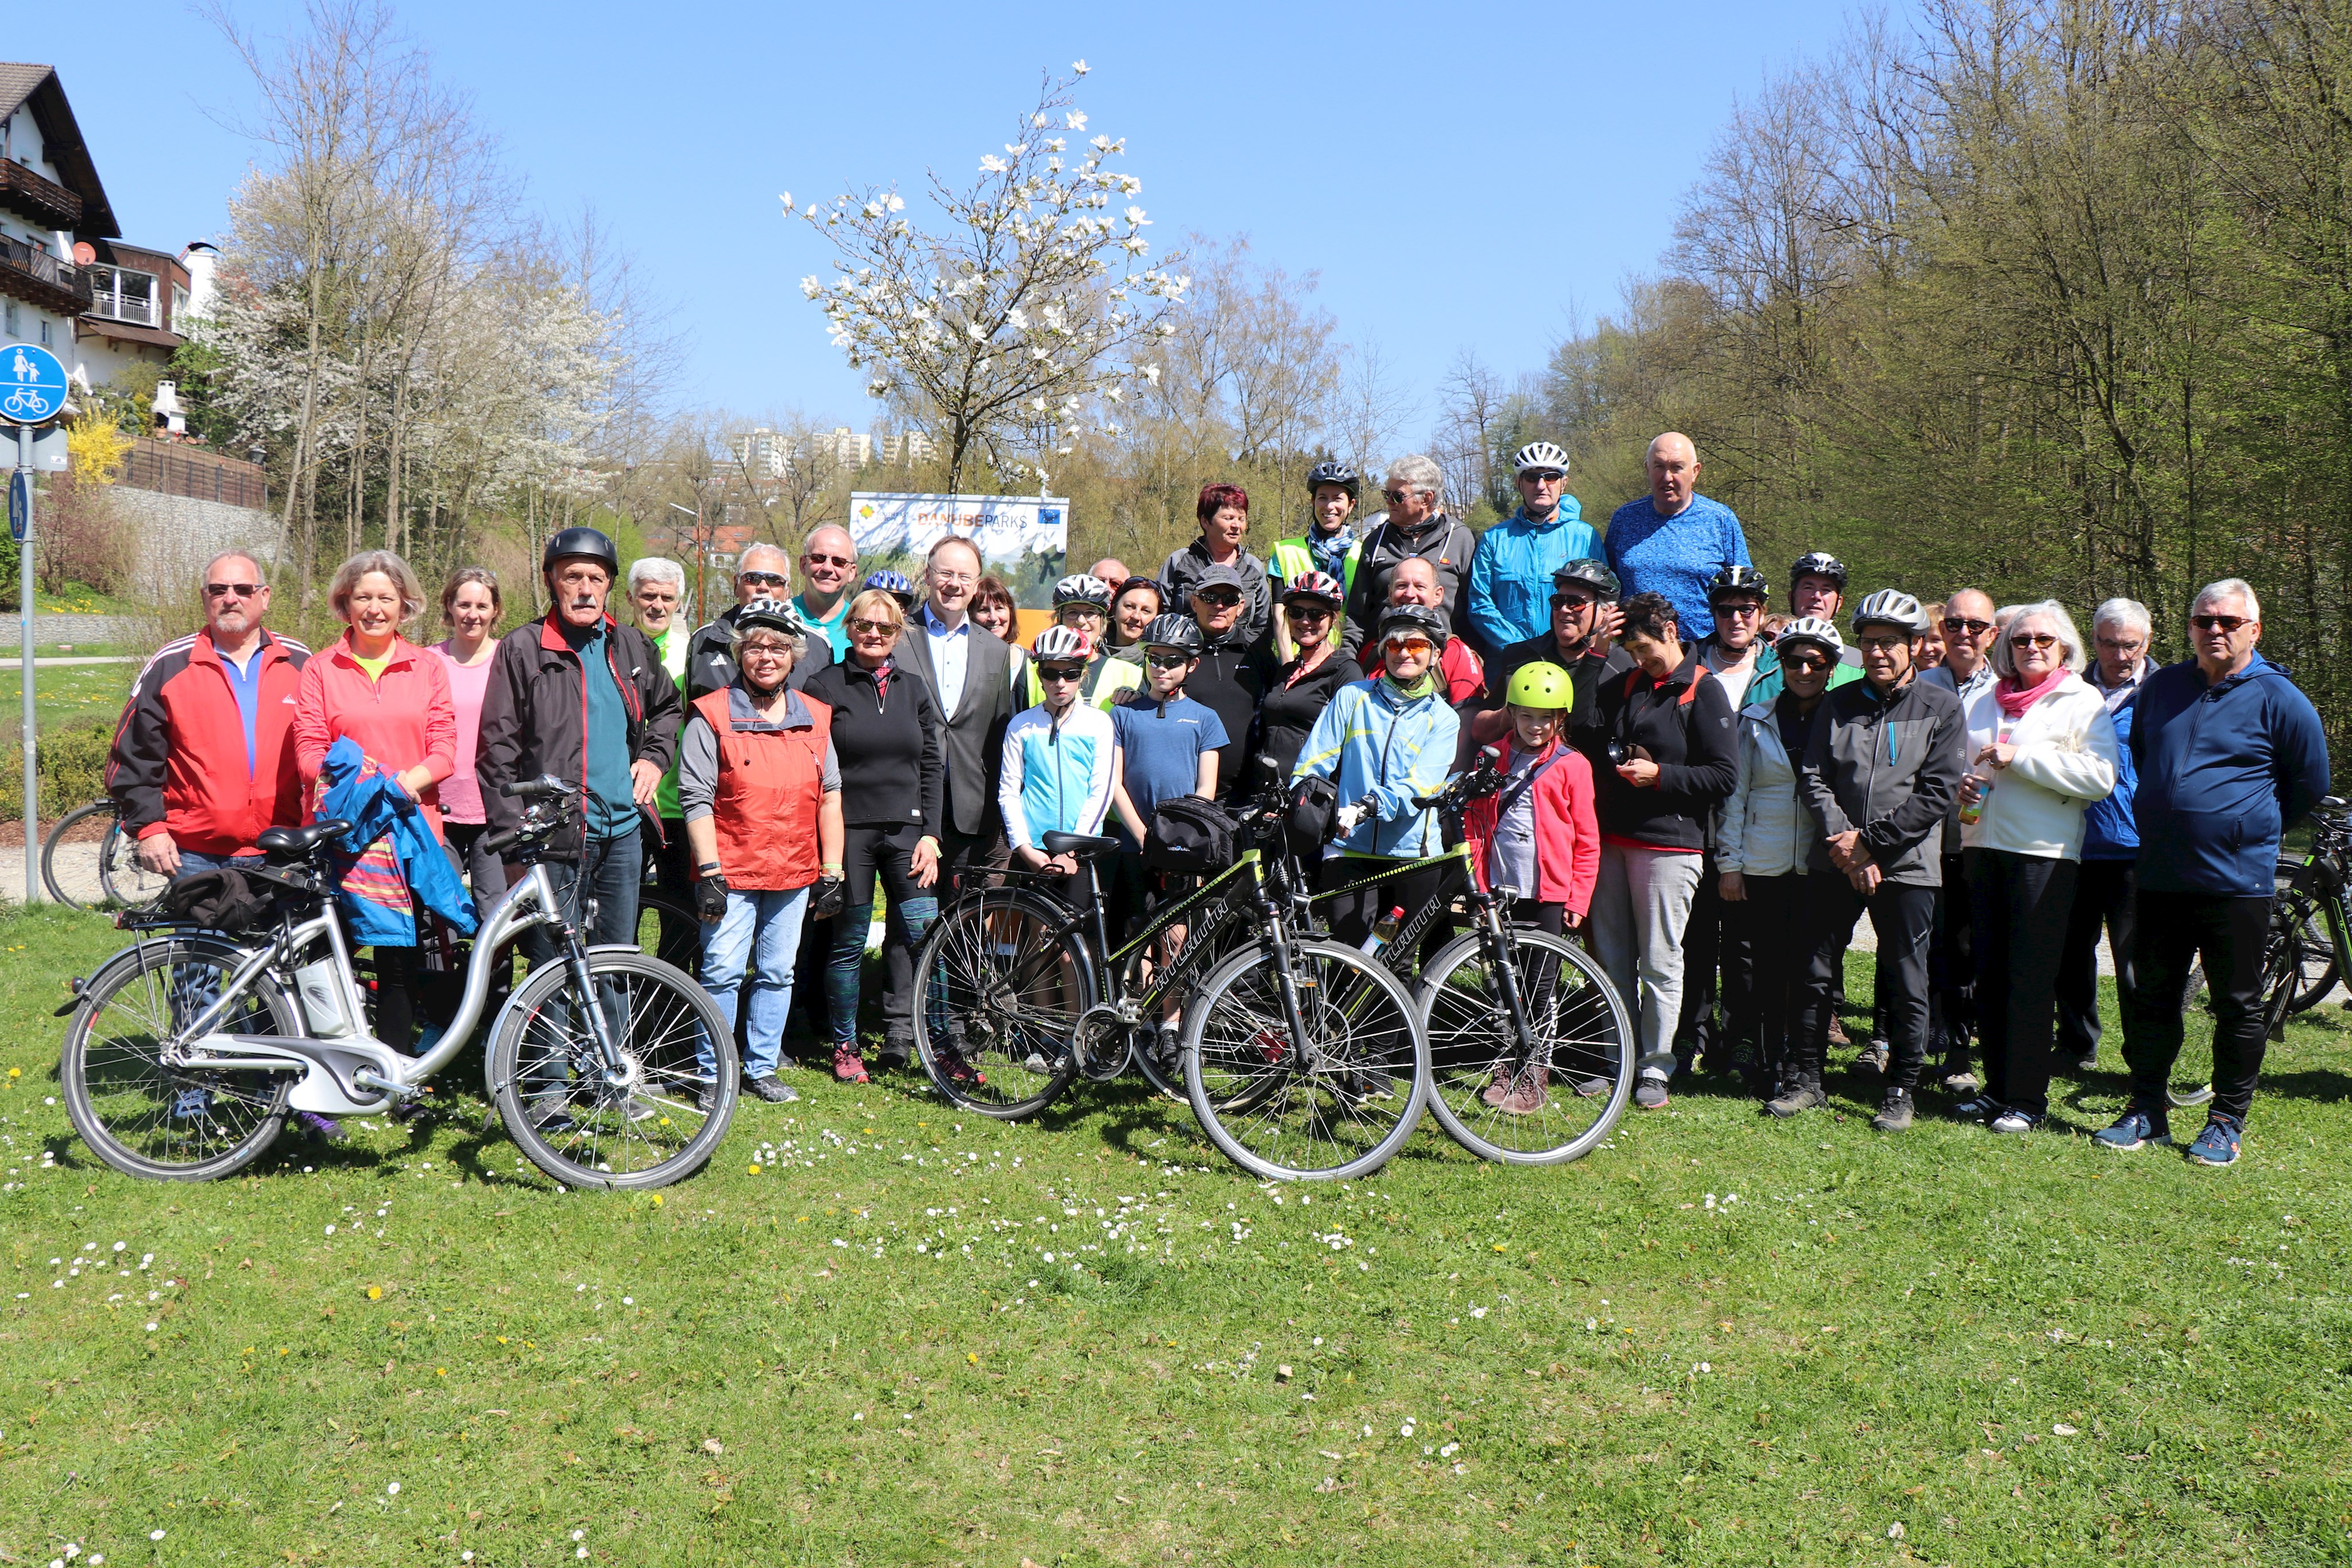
[1, 902, 2347, 1566]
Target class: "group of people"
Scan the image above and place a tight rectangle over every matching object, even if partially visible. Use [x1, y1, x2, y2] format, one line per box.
[103, 429, 2331, 1165]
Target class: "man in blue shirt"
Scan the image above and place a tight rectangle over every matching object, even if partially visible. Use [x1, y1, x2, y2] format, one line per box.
[1465, 440, 1599, 657]
[1603, 432, 1752, 642]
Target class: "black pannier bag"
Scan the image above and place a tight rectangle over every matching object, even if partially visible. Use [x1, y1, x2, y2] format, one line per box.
[1143, 795, 1240, 873]
[1283, 774, 1341, 865]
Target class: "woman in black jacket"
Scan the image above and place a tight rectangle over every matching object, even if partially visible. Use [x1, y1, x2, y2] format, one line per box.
[1588, 592, 1738, 1111]
[799, 587, 945, 1083]
[1255, 573, 1361, 781]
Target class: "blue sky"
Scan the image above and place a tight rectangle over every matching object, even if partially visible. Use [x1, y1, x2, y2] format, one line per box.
[16, 0, 1868, 436]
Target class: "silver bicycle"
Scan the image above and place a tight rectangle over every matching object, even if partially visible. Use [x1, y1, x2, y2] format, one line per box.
[59, 776, 737, 1189]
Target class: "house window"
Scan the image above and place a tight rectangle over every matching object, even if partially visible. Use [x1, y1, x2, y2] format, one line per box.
[86, 265, 160, 327]
[40, 317, 52, 346]
[171, 284, 189, 325]
[4, 301, 17, 337]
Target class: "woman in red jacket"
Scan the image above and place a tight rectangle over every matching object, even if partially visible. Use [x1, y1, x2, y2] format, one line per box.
[295, 549, 457, 1053]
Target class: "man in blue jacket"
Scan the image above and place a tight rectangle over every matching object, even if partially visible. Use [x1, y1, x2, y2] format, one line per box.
[2099, 580, 2331, 1167]
[2057, 598, 2152, 1074]
[1464, 441, 1597, 659]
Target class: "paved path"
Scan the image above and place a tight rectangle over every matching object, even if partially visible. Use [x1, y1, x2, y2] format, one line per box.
[25, 656, 139, 668]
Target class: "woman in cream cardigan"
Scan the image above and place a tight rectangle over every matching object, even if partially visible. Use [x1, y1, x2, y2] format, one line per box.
[1955, 601, 2120, 1132]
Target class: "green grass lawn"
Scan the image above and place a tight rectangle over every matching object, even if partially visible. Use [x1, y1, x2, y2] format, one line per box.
[2, 901, 2348, 1567]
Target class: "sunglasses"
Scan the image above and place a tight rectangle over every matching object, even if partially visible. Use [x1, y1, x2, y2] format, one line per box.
[1380, 489, 1416, 505]
[740, 570, 788, 587]
[848, 617, 900, 636]
[1194, 590, 1242, 607]
[206, 582, 263, 599]
[1285, 602, 1334, 618]
[802, 552, 854, 569]
[1552, 593, 1597, 611]
[2009, 632, 2059, 649]
[1782, 653, 1833, 672]
[2191, 614, 2250, 633]
[1384, 636, 1436, 657]
[1144, 651, 1193, 669]
[1713, 600, 1763, 618]
[1940, 617, 1993, 635]
[1038, 665, 1086, 683]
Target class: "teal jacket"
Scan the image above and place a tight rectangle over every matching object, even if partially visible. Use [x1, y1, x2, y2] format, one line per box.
[1292, 676, 1461, 860]
[1465, 502, 1598, 652]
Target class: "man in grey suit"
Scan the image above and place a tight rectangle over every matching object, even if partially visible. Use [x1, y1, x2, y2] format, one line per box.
[895, 535, 1017, 886]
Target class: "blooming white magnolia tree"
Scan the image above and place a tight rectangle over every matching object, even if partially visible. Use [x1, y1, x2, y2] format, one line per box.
[785, 64, 1187, 492]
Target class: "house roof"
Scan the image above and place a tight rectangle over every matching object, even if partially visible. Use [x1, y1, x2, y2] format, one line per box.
[0, 63, 119, 238]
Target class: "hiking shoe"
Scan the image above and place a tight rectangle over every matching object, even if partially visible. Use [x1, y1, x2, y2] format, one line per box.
[832, 1046, 870, 1085]
[2093, 1105, 2169, 1151]
[2185, 1116, 2242, 1167]
[1855, 1040, 1890, 1074]
[747, 1075, 799, 1104]
[1765, 1082, 1826, 1118]
[1479, 1066, 1515, 1109]
[1633, 1079, 1669, 1111]
[876, 1037, 913, 1072]
[1497, 1068, 1550, 1117]
[525, 1098, 575, 1135]
[1941, 1067, 1981, 1096]
[1989, 1108, 2042, 1135]
[1825, 1016, 1852, 1048]
[1871, 1088, 1915, 1133]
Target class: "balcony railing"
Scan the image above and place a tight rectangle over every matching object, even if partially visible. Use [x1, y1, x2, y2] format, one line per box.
[118, 439, 269, 512]
[0, 158, 82, 230]
[84, 265, 159, 327]
[0, 232, 87, 315]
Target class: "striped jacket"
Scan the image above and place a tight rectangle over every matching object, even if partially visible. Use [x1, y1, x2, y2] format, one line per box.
[107, 628, 310, 856]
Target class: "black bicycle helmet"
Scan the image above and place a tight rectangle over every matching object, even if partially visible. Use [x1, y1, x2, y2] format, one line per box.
[1305, 459, 1360, 497]
[1375, 602, 1451, 649]
[1707, 563, 1770, 602]
[543, 526, 618, 576]
[1790, 550, 1848, 591]
[1552, 558, 1620, 599]
[1140, 613, 1203, 655]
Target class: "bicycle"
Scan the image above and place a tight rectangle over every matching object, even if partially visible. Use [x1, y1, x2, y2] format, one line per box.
[41, 797, 168, 911]
[912, 772, 1428, 1182]
[1311, 748, 1636, 1164]
[59, 776, 738, 1189]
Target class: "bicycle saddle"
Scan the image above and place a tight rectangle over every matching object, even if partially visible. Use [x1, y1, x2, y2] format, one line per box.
[1042, 831, 1122, 858]
[256, 819, 353, 860]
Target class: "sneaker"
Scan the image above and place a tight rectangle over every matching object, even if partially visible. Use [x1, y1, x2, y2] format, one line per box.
[525, 1098, 575, 1135]
[1633, 1079, 1669, 1111]
[936, 1047, 987, 1087]
[2073, 1053, 2099, 1074]
[1871, 1088, 1914, 1133]
[1152, 1021, 1183, 1076]
[1940, 1067, 1981, 1096]
[832, 1046, 870, 1085]
[1352, 1073, 1396, 1104]
[747, 1075, 799, 1104]
[876, 1039, 913, 1072]
[1856, 1040, 1890, 1074]
[169, 1087, 213, 1122]
[295, 1110, 342, 1140]
[2185, 1116, 2242, 1167]
[1575, 1074, 1614, 1098]
[2093, 1105, 2169, 1151]
[1496, 1067, 1550, 1117]
[1765, 1082, 1826, 1118]
[1989, 1108, 2042, 1135]
[1951, 1094, 2002, 1120]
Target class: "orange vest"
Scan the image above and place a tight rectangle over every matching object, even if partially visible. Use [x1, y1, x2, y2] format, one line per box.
[692, 688, 832, 891]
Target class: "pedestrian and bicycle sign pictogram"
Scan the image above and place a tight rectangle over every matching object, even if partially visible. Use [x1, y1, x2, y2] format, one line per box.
[2, 343, 68, 425]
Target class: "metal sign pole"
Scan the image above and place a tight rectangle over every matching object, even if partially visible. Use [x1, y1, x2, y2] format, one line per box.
[17, 421, 33, 904]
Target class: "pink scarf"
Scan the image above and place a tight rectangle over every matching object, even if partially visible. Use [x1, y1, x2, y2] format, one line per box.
[1994, 664, 2067, 718]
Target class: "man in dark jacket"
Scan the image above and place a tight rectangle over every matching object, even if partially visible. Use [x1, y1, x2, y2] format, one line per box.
[2099, 579, 2331, 1167]
[1180, 562, 1275, 803]
[1473, 559, 1632, 762]
[1341, 455, 1480, 659]
[686, 543, 833, 700]
[895, 535, 1017, 884]
[479, 528, 683, 964]
[1782, 590, 1966, 1130]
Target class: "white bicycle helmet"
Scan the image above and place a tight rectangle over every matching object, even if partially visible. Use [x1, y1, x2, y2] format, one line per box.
[1774, 615, 1843, 659]
[1511, 440, 1570, 476]
[1052, 573, 1113, 611]
[1031, 624, 1092, 661]
[1851, 589, 1929, 637]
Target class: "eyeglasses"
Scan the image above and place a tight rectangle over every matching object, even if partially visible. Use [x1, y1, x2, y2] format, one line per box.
[205, 582, 262, 599]
[1856, 635, 1909, 652]
[740, 642, 791, 660]
[1144, 651, 1192, 668]
[1194, 590, 1242, 608]
[1713, 601, 1763, 618]
[2009, 632, 2059, 649]
[848, 617, 900, 636]
[802, 552, 854, 569]
[1038, 665, 1086, 683]
[1940, 617, 1993, 635]
[740, 571, 788, 588]
[1384, 636, 1436, 657]
[931, 571, 977, 587]
[2191, 613, 2250, 633]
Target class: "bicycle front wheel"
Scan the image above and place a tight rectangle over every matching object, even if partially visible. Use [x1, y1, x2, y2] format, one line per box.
[2278, 888, 2337, 1013]
[61, 936, 297, 1181]
[1185, 938, 1426, 1182]
[41, 800, 117, 909]
[1420, 926, 1634, 1165]
[488, 949, 736, 1190]
[914, 888, 1093, 1118]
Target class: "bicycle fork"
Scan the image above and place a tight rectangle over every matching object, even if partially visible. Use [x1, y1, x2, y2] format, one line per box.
[1262, 906, 1319, 1073]
[1478, 904, 1542, 1068]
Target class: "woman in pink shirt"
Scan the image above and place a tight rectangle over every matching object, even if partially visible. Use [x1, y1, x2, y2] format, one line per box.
[293, 549, 457, 1053]
[433, 566, 505, 913]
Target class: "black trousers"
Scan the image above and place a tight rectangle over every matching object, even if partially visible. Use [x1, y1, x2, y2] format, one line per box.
[1969, 849, 2079, 1117]
[2057, 858, 2137, 1062]
[1318, 856, 1449, 959]
[1790, 877, 1935, 1091]
[1931, 851, 1976, 1063]
[1677, 854, 1724, 1056]
[1725, 873, 1808, 1085]
[2122, 889, 2273, 1125]
[646, 814, 698, 973]
[829, 822, 939, 1051]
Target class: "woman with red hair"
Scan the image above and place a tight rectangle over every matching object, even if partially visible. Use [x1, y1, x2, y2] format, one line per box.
[1155, 481, 1272, 647]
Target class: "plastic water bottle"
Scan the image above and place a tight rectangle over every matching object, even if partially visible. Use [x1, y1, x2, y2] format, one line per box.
[1360, 906, 1405, 957]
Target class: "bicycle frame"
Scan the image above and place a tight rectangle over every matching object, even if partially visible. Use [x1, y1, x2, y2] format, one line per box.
[991, 852, 1266, 1031]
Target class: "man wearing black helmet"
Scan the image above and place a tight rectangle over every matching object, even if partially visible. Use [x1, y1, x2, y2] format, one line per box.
[1747, 552, 1864, 703]
[1474, 558, 1631, 762]
[479, 526, 685, 973]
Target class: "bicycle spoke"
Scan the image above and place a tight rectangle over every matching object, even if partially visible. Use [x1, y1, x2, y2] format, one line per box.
[1423, 929, 1631, 1165]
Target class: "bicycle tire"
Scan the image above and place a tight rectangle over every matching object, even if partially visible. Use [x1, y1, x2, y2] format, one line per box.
[912, 888, 1092, 1119]
[98, 814, 171, 910]
[2277, 888, 2336, 1013]
[1418, 926, 1634, 1166]
[635, 890, 703, 978]
[41, 799, 118, 909]
[1184, 937, 1428, 1183]
[61, 936, 298, 1182]
[489, 948, 736, 1190]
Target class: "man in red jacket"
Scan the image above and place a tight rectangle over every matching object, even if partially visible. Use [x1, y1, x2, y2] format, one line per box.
[109, 551, 310, 878]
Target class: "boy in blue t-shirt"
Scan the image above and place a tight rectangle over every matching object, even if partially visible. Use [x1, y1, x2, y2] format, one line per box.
[1108, 616, 1229, 1067]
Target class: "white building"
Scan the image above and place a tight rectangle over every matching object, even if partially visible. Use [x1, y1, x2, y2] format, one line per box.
[730, 426, 790, 480]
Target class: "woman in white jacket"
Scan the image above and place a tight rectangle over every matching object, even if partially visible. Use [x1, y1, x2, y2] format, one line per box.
[1955, 601, 2119, 1132]
[1718, 617, 1843, 1101]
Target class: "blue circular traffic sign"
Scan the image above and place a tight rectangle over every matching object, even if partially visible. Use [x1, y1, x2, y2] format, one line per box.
[1, 342, 68, 425]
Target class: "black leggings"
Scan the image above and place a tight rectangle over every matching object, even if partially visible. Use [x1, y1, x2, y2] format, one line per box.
[826, 823, 939, 1049]
[1317, 855, 1452, 965]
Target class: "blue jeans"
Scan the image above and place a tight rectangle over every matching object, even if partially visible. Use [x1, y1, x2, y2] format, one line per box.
[521, 828, 643, 967]
[700, 886, 809, 1079]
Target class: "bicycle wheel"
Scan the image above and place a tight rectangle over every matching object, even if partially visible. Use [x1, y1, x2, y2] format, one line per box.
[1185, 938, 1427, 1182]
[488, 948, 736, 1190]
[97, 816, 172, 909]
[913, 888, 1093, 1118]
[61, 936, 297, 1181]
[2277, 888, 2336, 1013]
[41, 800, 117, 909]
[1419, 926, 1634, 1165]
